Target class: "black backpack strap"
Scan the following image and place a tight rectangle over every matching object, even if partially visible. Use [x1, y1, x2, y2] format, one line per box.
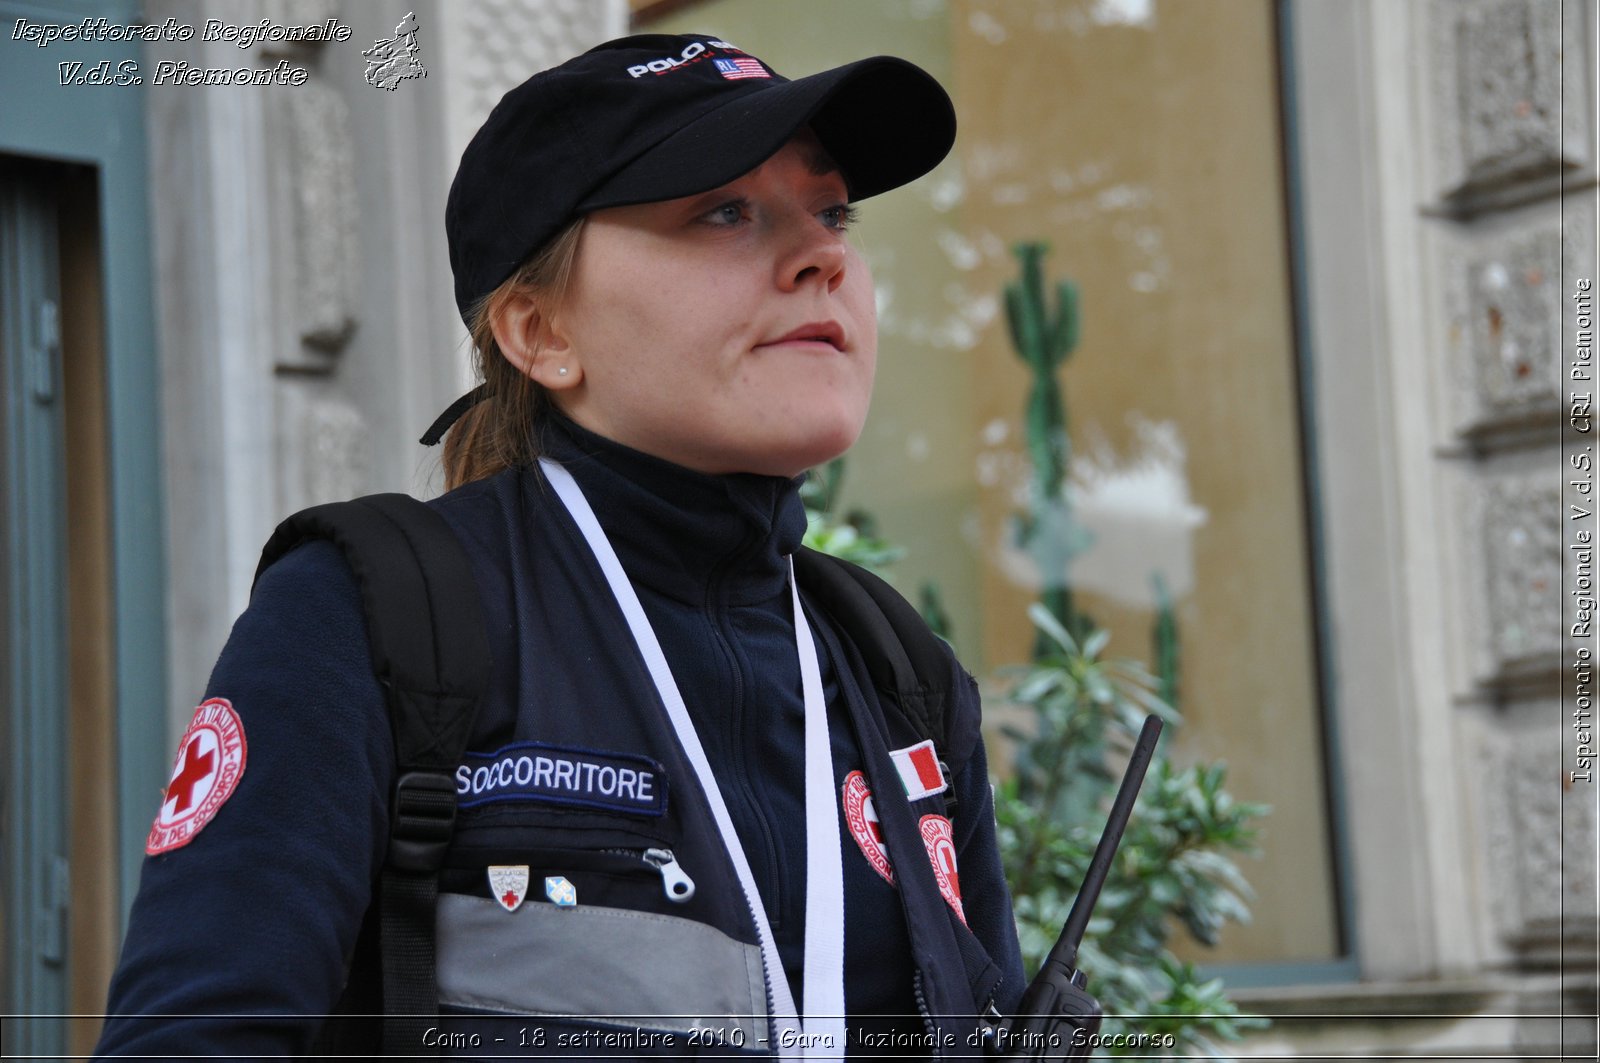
[792, 546, 959, 780]
[255, 493, 489, 1055]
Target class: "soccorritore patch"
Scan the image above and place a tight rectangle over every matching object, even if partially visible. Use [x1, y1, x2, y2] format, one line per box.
[455, 741, 668, 816]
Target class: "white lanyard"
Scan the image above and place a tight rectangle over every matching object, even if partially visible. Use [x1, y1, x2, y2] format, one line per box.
[540, 459, 846, 1060]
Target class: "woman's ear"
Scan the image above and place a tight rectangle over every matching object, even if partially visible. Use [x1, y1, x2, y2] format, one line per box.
[489, 292, 582, 391]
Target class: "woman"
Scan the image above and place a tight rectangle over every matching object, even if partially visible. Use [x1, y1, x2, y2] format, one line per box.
[97, 33, 1024, 1058]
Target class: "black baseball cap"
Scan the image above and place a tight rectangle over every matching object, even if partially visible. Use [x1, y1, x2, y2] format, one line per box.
[444, 32, 957, 325]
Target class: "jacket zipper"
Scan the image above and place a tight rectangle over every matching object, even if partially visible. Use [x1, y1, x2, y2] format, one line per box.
[602, 847, 695, 902]
[729, 879, 780, 1058]
[913, 969, 942, 1058]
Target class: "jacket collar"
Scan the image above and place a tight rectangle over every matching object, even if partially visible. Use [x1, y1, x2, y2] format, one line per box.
[537, 412, 808, 607]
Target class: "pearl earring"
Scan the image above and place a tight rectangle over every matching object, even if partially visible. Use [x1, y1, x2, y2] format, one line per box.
[557, 367, 569, 376]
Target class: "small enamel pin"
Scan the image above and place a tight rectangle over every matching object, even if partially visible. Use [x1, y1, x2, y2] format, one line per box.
[488, 865, 530, 912]
[545, 875, 577, 908]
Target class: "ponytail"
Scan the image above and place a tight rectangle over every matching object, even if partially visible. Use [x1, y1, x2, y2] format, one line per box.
[442, 218, 586, 490]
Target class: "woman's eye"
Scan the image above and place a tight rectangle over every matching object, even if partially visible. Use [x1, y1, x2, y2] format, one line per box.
[820, 203, 860, 232]
[702, 199, 749, 226]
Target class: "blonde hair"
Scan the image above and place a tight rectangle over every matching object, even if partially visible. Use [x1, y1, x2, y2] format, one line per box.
[442, 218, 586, 489]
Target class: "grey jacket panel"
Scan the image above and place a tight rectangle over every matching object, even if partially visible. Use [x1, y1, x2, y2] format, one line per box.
[437, 892, 768, 1041]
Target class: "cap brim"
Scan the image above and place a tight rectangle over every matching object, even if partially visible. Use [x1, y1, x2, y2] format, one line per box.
[577, 56, 955, 211]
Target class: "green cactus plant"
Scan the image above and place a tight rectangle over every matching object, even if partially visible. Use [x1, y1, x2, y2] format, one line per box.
[995, 243, 1267, 1057]
[1004, 241, 1079, 503]
[1005, 242, 1091, 650]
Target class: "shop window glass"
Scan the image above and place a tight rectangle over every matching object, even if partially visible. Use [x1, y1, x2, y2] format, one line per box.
[643, 0, 1340, 967]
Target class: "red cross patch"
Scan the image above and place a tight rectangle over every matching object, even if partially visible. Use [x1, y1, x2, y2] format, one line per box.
[842, 771, 894, 885]
[146, 698, 247, 855]
[919, 814, 966, 925]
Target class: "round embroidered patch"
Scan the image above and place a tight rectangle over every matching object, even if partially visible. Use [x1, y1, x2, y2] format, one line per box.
[146, 698, 248, 855]
[919, 814, 966, 926]
[842, 770, 894, 886]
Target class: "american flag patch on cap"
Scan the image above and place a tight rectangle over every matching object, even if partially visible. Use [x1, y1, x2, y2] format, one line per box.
[714, 57, 769, 81]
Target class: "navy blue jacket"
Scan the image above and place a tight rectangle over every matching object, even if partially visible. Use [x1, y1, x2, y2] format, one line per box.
[96, 416, 1024, 1057]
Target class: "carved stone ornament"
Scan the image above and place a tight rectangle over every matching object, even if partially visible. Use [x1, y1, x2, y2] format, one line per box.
[1441, 206, 1570, 436]
[1482, 476, 1563, 670]
[1479, 723, 1598, 963]
[227, 0, 360, 366]
[282, 81, 360, 356]
[1429, 0, 1590, 203]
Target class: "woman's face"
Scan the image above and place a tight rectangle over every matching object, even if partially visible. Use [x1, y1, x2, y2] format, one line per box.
[547, 132, 877, 478]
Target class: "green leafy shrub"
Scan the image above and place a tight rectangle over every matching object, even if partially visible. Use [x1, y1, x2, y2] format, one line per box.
[995, 607, 1267, 1056]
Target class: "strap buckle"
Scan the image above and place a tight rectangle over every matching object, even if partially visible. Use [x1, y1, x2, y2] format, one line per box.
[388, 770, 458, 872]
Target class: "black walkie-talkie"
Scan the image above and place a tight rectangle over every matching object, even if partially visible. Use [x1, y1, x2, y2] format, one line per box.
[990, 714, 1164, 1060]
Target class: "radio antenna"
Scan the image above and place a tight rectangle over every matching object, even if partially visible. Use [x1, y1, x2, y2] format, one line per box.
[1049, 714, 1163, 972]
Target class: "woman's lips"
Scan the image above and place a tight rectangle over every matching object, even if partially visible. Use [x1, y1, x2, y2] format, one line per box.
[760, 321, 846, 350]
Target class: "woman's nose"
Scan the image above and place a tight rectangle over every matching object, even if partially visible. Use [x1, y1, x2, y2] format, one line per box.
[776, 217, 848, 293]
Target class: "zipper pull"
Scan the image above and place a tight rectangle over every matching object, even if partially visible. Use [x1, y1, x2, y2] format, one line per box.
[643, 848, 695, 902]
